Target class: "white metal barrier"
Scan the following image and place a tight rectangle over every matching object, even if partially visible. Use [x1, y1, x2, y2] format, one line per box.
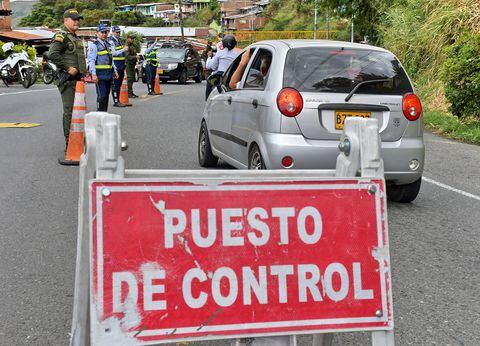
[70, 112, 394, 346]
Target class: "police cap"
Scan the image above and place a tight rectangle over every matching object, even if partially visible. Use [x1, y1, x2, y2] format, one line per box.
[96, 24, 109, 32]
[63, 8, 83, 20]
[112, 25, 121, 32]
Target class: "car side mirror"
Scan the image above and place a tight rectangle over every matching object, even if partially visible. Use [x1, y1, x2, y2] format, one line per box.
[207, 74, 223, 87]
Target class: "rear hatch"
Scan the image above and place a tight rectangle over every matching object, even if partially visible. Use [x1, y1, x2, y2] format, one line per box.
[283, 46, 413, 141]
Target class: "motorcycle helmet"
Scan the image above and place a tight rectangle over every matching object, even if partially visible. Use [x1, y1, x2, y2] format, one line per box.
[221, 35, 237, 50]
[2, 42, 14, 54]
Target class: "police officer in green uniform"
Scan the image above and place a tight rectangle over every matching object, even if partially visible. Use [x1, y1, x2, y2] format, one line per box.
[48, 9, 87, 157]
[125, 34, 139, 98]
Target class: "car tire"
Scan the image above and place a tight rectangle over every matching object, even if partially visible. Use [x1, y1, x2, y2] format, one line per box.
[387, 177, 422, 203]
[194, 67, 202, 83]
[178, 69, 187, 85]
[248, 145, 266, 170]
[198, 122, 218, 167]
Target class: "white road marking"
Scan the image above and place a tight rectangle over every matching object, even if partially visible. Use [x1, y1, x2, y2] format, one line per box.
[0, 88, 57, 97]
[423, 176, 480, 201]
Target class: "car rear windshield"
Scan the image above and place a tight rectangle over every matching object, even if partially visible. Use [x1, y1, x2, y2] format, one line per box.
[157, 49, 185, 60]
[283, 47, 413, 95]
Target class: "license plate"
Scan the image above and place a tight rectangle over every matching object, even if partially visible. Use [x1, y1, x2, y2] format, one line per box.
[335, 110, 371, 130]
[157, 69, 163, 74]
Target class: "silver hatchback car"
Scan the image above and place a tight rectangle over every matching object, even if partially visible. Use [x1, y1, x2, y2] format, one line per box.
[198, 40, 424, 203]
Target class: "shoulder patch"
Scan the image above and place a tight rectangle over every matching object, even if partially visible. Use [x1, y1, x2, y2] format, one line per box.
[54, 34, 64, 43]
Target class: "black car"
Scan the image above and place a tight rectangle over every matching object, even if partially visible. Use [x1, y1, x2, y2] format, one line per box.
[156, 43, 203, 84]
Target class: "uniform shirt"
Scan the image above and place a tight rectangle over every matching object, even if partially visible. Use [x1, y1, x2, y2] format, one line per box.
[108, 36, 126, 57]
[145, 42, 159, 54]
[87, 39, 116, 75]
[47, 25, 87, 75]
[206, 48, 239, 73]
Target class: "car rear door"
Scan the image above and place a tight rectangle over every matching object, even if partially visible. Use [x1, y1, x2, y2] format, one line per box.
[283, 47, 414, 142]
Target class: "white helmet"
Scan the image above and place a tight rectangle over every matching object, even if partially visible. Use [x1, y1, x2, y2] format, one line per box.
[2, 42, 14, 53]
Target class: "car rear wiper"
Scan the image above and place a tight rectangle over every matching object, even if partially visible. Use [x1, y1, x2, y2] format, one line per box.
[345, 79, 391, 102]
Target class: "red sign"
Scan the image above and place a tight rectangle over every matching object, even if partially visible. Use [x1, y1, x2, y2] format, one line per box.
[90, 179, 392, 344]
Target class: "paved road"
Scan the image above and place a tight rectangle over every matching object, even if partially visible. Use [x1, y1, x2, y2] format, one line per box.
[0, 82, 479, 345]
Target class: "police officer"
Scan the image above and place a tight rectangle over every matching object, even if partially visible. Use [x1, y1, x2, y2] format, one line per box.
[125, 34, 139, 98]
[108, 25, 127, 107]
[47, 8, 87, 155]
[145, 40, 159, 95]
[205, 35, 239, 100]
[88, 24, 118, 112]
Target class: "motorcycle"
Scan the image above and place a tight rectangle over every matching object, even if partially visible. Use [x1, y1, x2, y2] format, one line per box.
[0, 49, 37, 88]
[41, 53, 57, 85]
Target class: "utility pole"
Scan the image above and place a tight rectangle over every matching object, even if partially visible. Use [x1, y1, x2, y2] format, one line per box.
[178, 0, 185, 42]
[313, 0, 318, 39]
[350, 15, 354, 42]
[326, 7, 330, 40]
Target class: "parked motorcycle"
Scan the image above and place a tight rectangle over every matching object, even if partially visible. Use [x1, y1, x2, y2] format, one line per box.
[41, 53, 57, 84]
[0, 42, 37, 88]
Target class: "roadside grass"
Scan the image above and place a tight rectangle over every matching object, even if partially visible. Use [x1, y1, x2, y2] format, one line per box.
[423, 111, 480, 145]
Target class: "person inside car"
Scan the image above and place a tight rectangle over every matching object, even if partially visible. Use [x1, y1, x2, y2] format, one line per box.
[229, 47, 272, 89]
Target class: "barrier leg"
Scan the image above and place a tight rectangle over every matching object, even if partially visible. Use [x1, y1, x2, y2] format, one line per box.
[232, 336, 296, 346]
[312, 333, 334, 346]
[372, 330, 395, 346]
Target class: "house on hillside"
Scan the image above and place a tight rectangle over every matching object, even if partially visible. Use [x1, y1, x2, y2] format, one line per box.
[193, 0, 211, 10]
[0, 0, 13, 31]
[219, 0, 269, 31]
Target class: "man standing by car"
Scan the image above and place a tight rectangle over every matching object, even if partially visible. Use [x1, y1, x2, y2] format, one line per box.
[125, 34, 139, 98]
[145, 40, 159, 95]
[88, 24, 118, 111]
[48, 9, 86, 154]
[108, 25, 128, 107]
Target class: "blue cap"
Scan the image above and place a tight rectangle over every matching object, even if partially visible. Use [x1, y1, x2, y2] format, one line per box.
[96, 24, 109, 32]
[112, 25, 121, 32]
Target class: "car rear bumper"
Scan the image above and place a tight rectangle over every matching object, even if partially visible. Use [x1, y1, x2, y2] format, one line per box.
[261, 133, 424, 185]
[158, 69, 180, 80]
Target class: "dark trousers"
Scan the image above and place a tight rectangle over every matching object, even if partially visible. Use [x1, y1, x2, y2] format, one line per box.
[205, 71, 223, 100]
[59, 79, 77, 145]
[126, 62, 135, 95]
[96, 79, 112, 112]
[112, 67, 125, 102]
[146, 64, 156, 93]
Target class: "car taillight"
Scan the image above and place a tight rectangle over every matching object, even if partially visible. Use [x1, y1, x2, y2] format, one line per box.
[402, 93, 422, 121]
[277, 88, 303, 117]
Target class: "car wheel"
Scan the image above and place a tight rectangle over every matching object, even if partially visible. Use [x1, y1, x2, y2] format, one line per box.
[198, 122, 218, 167]
[178, 69, 187, 85]
[194, 67, 202, 83]
[387, 177, 422, 203]
[248, 145, 266, 170]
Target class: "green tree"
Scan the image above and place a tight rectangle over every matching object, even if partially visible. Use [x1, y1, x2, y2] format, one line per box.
[112, 10, 146, 26]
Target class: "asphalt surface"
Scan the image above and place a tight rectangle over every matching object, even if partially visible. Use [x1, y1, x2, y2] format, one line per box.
[0, 81, 479, 345]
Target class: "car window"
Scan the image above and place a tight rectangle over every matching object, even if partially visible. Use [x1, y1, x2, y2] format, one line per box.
[222, 48, 257, 90]
[243, 48, 272, 90]
[157, 49, 185, 60]
[283, 47, 413, 95]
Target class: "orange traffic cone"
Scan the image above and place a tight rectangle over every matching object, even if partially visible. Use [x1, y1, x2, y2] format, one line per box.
[59, 81, 86, 166]
[154, 69, 162, 95]
[119, 75, 132, 107]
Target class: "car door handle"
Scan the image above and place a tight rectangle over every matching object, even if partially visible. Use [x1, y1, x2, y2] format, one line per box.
[252, 99, 258, 108]
[227, 96, 232, 105]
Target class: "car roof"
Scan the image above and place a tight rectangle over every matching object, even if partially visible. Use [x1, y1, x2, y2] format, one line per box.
[251, 40, 390, 53]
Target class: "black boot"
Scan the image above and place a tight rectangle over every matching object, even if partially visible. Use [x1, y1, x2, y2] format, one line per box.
[112, 93, 126, 107]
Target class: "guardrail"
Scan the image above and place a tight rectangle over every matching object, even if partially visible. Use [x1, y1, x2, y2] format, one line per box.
[70, 112, 393, 346]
